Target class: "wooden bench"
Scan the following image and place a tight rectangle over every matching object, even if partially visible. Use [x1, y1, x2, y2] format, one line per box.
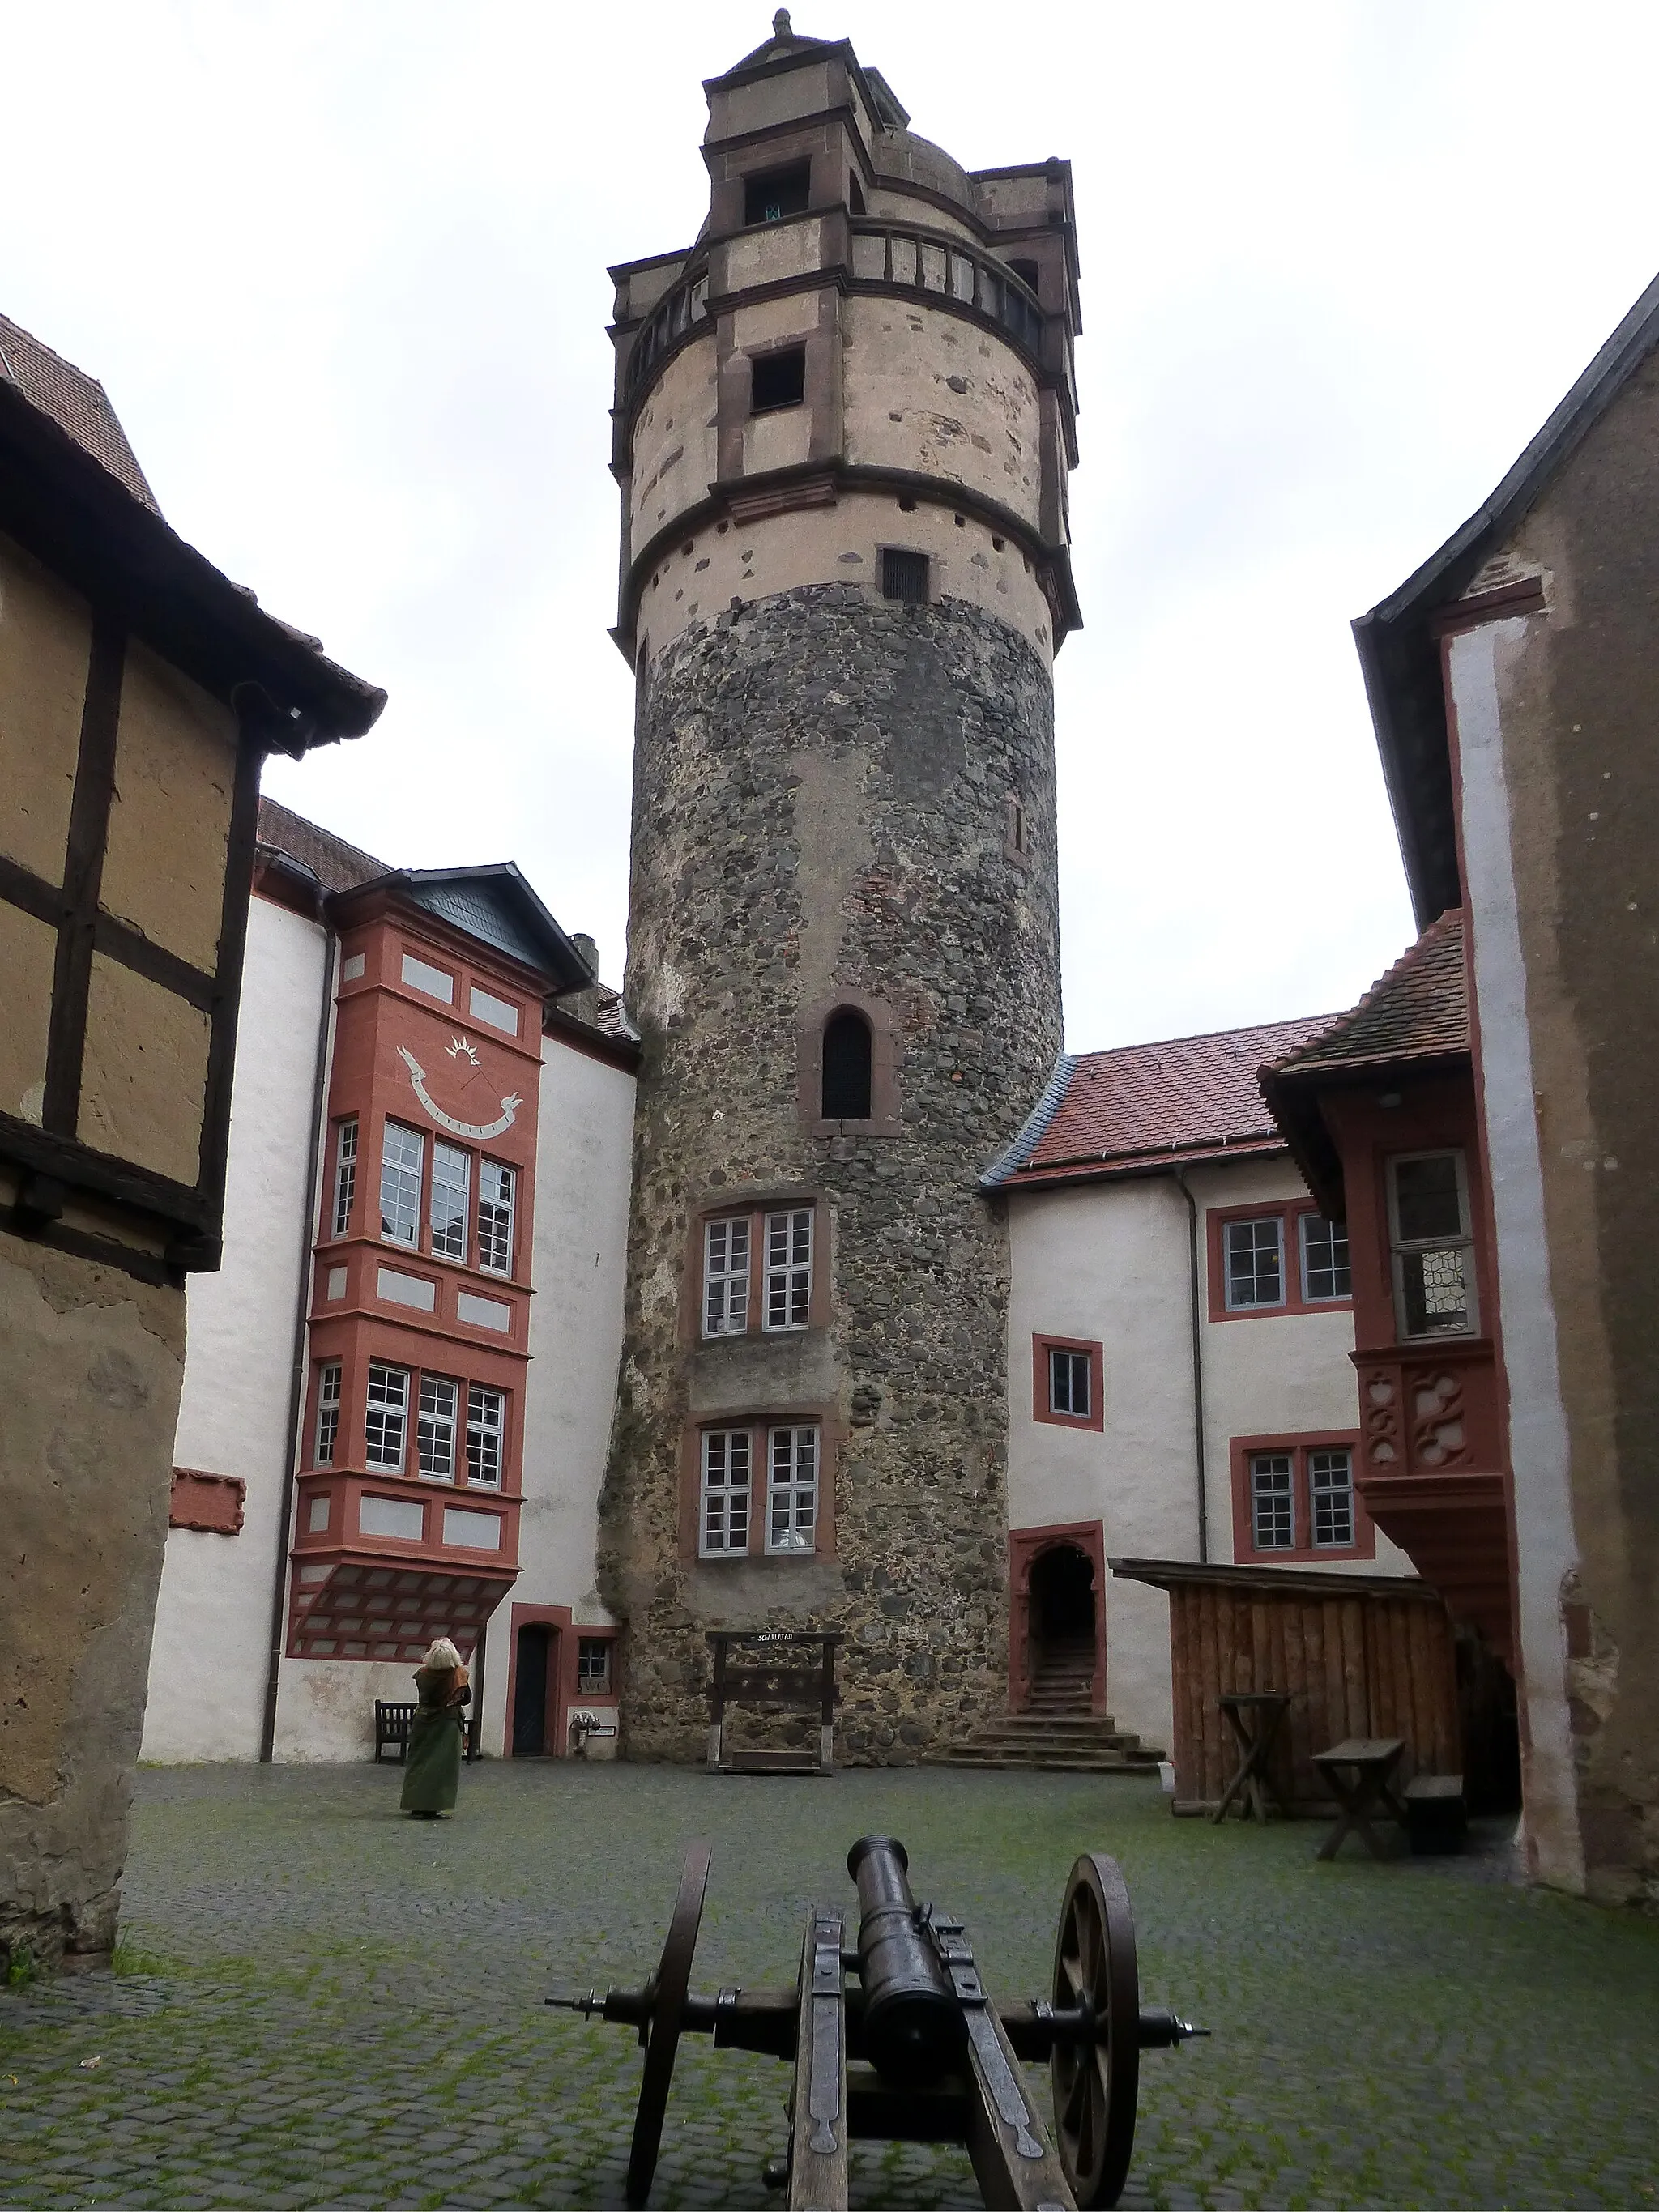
[374, 1700, 480, 1764]
[1311, 1737, 1405, 1861]
[1403, 1773, 1468, 1856]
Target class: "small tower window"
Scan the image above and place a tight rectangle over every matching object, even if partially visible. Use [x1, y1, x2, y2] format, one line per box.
[821, 1010, 872, 1120]
[744, 162, 811, 225]
[1008, 258, 1041, 297]
[751, 347, 806, 415]
[881, 548, 929, 604]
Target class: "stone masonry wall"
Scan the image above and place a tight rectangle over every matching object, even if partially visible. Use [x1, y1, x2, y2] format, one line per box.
[599, 583, 1061, 1762]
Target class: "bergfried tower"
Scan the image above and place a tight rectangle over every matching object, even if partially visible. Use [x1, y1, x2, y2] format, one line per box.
[599, 12, 1082, 1761]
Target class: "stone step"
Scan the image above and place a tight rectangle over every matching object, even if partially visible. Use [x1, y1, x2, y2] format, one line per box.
[971, 1722, 1137, 1745]
[923, 1748, 1163, 1775]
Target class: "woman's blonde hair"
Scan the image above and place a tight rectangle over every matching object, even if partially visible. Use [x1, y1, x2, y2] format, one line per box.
[423, 1637, 464, 1670]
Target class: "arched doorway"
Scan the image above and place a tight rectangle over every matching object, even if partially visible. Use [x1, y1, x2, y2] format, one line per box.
[1009, 1523, 1107, 1714]
[511, 1622, 557, 1755]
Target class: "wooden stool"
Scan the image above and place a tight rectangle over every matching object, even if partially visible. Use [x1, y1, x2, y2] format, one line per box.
[1311, 1737, 1406, 1861]
[1212, 1691, 1292, 1824]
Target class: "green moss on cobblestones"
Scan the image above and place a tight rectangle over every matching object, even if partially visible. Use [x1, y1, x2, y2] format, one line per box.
[1, 1764, 1655, 2209]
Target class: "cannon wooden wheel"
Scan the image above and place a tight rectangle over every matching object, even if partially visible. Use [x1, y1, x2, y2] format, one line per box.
[1051, 1851, 1140, 2210]
[625, 1836, 712, 2209]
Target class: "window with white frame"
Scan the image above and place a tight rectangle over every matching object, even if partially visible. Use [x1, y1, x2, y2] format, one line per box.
[477, 1162, 515, 1276]
[1388, 1152, 1477, 1337]
[703, 1217, 750, 1336]
[365, 1362, 409, 1470]
[700, 1428, 752, 1555]
[1299, 1214, 1351, 1302]
[380, 1123, 424, 1247]
[331, 1119, 358, 1238]
[466, 1385, 505, 1486]
[764, 1210, 812, 1332]
[1225, 1217, 1285, 1309]
[1310, 1448, 1355, 1548]
[430, 1142, 471, 1262]
[417, 1375, 458, 1480]
[766, 1424, 818, 1554]
[1249, 1451, 1294, 1550]
[314, 1361, 342, 1465]
[1048, 1347, 1091, 1420]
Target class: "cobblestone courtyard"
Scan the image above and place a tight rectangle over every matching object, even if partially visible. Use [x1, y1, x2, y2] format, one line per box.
[2, 1763, 1656, 2210]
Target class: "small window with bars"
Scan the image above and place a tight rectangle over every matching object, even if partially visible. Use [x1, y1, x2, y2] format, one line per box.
[417, 1376, 458, 1480]
[477, 1162, 515, 1276]
[467, 1386, 505, 1486]
[763, 1210, 812, 1332]
[314, 1361, 342, 1466]
[700, 1428, 753, 1556]
[1299, 1214, 1352, 1302]
[1224, 1217, 1285, 1310]
[380, 1123, 424, 1247]
[577, 1638, 612, 1694]
[1049, 1347, 1091, 1420]
[766, 1425, 818, 1554]
[365, 1362, 409, 1471]
[430, 1143, 471, 1262]
[703, 1217, 751, 1337]
[331, 1119, 357, 1238]
[1249, 1452, 1295, 1550]
[881, 548, 930, 604]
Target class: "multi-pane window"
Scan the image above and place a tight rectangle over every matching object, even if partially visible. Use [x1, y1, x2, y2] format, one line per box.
[1310, 1449, 1355, 1548]
[380, 1123, 424, 1247]
[577, 1639, 612, 1694]
[1049, 1348, 1091, 1419]
[700, 1428, 752, 1556]
[314, 1361, 342, 1466]
[477, 1162, 515, 1276]
[365, 1362, 409, 1471]
[331, 1119, 358, 1238]
[766, 1425, 819, 1554]
[1388, 1152, 1477, 1338]
[416, 1376, 458, 1480]
[1249, 1452, 1295, 1550]
[1225, 1217, 1285, 1310]
[430, 1142, 471, 1261]
[764, 1210, 812, 1332]
[467, 1386, 505, 1486]
[1299, 1214, 1351, 1302]
[703, 1217, 750, 1337]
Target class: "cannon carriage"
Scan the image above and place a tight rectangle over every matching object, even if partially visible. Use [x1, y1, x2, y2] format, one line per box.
[549, 1834, 1205, 2210]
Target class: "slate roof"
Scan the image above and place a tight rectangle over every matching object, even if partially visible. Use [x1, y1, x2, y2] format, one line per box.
[0, 311, 159, 512]
[1265, 910, 1469, 1080]
[985, 1012, 1337, 1190]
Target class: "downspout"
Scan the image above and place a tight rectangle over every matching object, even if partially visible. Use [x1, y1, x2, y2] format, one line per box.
[1173, 1168, 1209, 1563]
[259, 919, 339, 1761]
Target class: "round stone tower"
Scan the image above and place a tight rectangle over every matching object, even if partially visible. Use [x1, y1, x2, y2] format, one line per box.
[599, 11, 1082, 1762]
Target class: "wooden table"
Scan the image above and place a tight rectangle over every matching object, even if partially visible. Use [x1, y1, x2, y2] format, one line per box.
[1212, 1691, 1291, 1824]
[1311, 1737, 1406, 1861]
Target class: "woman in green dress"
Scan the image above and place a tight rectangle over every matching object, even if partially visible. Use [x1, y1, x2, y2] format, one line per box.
[400, 1638, 471, 1817]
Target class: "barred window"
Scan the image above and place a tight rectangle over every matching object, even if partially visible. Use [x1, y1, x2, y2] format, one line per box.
[380, 1123, 424, 1247]
[764, 1210, 812, 1332]
[331, 1119, 358, 1238]
[467, 1386, 505, 1487]
[365, 1362, 409, 1472]
[1049, 1348, 1091, 1419]
[430, 1143, 471, 1262]
[417, 1376, 458, 1480]
[700, 1428, 752, 1556]
[1225, 1217, 1284, 1310]
[766, 1425, 818, 1554]
[577, 1639, 612, 1694]
[1299, 1214, 1351, 1302]
[1249, 1452, 1294, 1550]
[314, 1361, 342, 1466]
[477, 1162, 515, 1276]
[1311, 1448, 1355, 1549]
[881, 548, 929, 603]
[1388, 1152, 1477, 1338]
[703, 1217, 750, 1337]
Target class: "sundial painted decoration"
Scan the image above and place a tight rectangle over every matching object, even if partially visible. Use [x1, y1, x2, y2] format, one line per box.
[397, 1036, 523, 1140]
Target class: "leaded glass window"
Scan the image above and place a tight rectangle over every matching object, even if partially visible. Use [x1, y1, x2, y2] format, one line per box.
[1388, 1153, 1476, 1338]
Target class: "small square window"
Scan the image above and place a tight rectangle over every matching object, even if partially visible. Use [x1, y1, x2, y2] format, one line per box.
[751, 347, 806, 414]
[744, 161, 810, 225]
[1049, 1348, 1091, 1420]
[881, 548, 929, 603]
[577, 1639, 612, 1695]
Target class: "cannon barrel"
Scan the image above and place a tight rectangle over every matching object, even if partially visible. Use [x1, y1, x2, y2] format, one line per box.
[846, 1835, 966, 2087]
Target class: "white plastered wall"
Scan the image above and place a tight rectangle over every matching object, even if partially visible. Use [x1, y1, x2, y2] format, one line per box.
[141, 896, 327, 1761]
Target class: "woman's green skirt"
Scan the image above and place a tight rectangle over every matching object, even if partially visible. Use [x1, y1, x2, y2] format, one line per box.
[400, 1707, 463, 1813]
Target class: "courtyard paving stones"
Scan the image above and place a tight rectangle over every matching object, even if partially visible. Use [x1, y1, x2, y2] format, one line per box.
[2, 1762, 1656, 2210]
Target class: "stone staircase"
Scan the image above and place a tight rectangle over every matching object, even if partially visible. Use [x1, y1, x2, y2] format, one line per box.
[925, 1639, 1166, 1775]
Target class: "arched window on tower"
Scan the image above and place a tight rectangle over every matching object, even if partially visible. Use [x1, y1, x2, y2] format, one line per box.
[821, 1009, 873, 1121]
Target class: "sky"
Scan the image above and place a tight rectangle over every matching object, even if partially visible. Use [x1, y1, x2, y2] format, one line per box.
[4, 2, 1657, 1050]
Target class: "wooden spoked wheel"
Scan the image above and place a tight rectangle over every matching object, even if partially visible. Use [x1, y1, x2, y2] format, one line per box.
[1051, 1852, 1141, 2209]
[625, 1837, 712, 2209]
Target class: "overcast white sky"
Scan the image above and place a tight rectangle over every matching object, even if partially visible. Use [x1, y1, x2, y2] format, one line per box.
[6, 2, 1657, 1048]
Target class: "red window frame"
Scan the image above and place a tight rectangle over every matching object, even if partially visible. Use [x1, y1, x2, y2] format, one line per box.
[1031, 1335, 1105, 1432]
[1229, 1430, 1373, 1562]
[1207, 1201, 1354, 1321]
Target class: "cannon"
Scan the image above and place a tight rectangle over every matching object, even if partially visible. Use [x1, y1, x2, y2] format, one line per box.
[548, 1834, 1205, 2210]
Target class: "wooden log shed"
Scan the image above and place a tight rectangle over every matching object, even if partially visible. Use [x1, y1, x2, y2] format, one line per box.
[1111, 1558, 1461, 1817]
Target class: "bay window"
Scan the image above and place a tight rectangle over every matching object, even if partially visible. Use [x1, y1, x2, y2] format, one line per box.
[1388, 1151, 1477, 1338]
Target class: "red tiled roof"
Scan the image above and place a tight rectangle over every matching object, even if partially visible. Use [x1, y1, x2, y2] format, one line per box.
[1265, 910, 1469, 1080]
[0, 312, 159, 513]
[992, 1012, 1337, 1188]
